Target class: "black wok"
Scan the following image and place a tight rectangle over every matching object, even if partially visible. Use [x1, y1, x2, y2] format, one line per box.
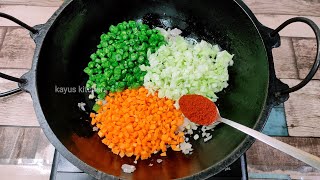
[0, 0, 319, 179]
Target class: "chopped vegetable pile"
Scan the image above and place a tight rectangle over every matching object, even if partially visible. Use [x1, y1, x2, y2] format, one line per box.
[91, 87, 184, 160]
[140, 28, 234, 101]
[82, 20, 234, 173]
[84, 21, 166, 99]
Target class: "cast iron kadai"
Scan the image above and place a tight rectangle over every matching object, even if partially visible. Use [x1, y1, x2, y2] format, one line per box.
[0, 0, 319, 179]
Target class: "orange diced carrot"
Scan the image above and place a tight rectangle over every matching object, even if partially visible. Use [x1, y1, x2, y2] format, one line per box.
[160, 152, 167, 156]
[92, 87, 184, 161]
[90, 113, 96, 118]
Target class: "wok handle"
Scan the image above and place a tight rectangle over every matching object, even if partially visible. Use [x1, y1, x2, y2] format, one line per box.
[0, 13, 38, 33]
[0, 72, 26, 97]
[0, 13, 37, 97]
[271, 17, 320, 95]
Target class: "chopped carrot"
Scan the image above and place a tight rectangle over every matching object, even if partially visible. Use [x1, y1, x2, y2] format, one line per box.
[91, 87, 184, 161]
[98, 131, 104, 138]
[96, 100, 103, 106]
[171, 145, 181, 151]
[160, 152, 167, 156]
[90, 113, 95, 118]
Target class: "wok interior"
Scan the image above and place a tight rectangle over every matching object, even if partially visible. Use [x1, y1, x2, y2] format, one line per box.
[37, 0, 269, 179]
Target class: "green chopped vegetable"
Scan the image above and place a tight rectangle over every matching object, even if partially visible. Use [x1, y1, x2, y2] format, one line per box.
[83, 21, 166, 99]
[140, 29, 234, 101]
[92, 104, 101, 112]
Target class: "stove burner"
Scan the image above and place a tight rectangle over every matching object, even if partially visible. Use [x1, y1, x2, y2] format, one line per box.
[50, 151, 248, 180]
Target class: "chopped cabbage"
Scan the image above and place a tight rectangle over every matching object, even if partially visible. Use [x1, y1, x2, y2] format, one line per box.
[140, 29, 234, 101]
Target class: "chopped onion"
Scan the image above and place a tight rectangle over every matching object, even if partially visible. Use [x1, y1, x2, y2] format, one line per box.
[204, 135, 213, 142]
[92, 126, 99, 131]
[77, 102, 86, 111]
[121, 164, 136, 173]
[89, 90, 95, 99]
[193, 134, 199, 140]
[140, 28, 234, 101]
[180, 141, 193, 154]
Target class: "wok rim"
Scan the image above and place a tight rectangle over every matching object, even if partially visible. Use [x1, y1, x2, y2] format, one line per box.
[26, 0, 273, 179]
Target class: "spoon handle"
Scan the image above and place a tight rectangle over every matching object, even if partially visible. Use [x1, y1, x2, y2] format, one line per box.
[220, 118, 320, 170]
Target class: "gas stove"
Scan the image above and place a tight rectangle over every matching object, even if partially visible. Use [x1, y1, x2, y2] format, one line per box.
[50, 150, 248, 180]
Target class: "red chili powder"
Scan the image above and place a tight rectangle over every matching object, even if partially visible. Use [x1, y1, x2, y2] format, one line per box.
[179, 95, 218, 126]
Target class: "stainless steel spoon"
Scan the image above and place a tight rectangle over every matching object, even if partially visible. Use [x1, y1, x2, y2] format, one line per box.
[179, 95, 320, 170]
[219, 117, 320, 170]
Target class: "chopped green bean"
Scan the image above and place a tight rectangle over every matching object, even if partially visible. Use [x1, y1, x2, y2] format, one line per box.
[84, 21, 166, 99]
